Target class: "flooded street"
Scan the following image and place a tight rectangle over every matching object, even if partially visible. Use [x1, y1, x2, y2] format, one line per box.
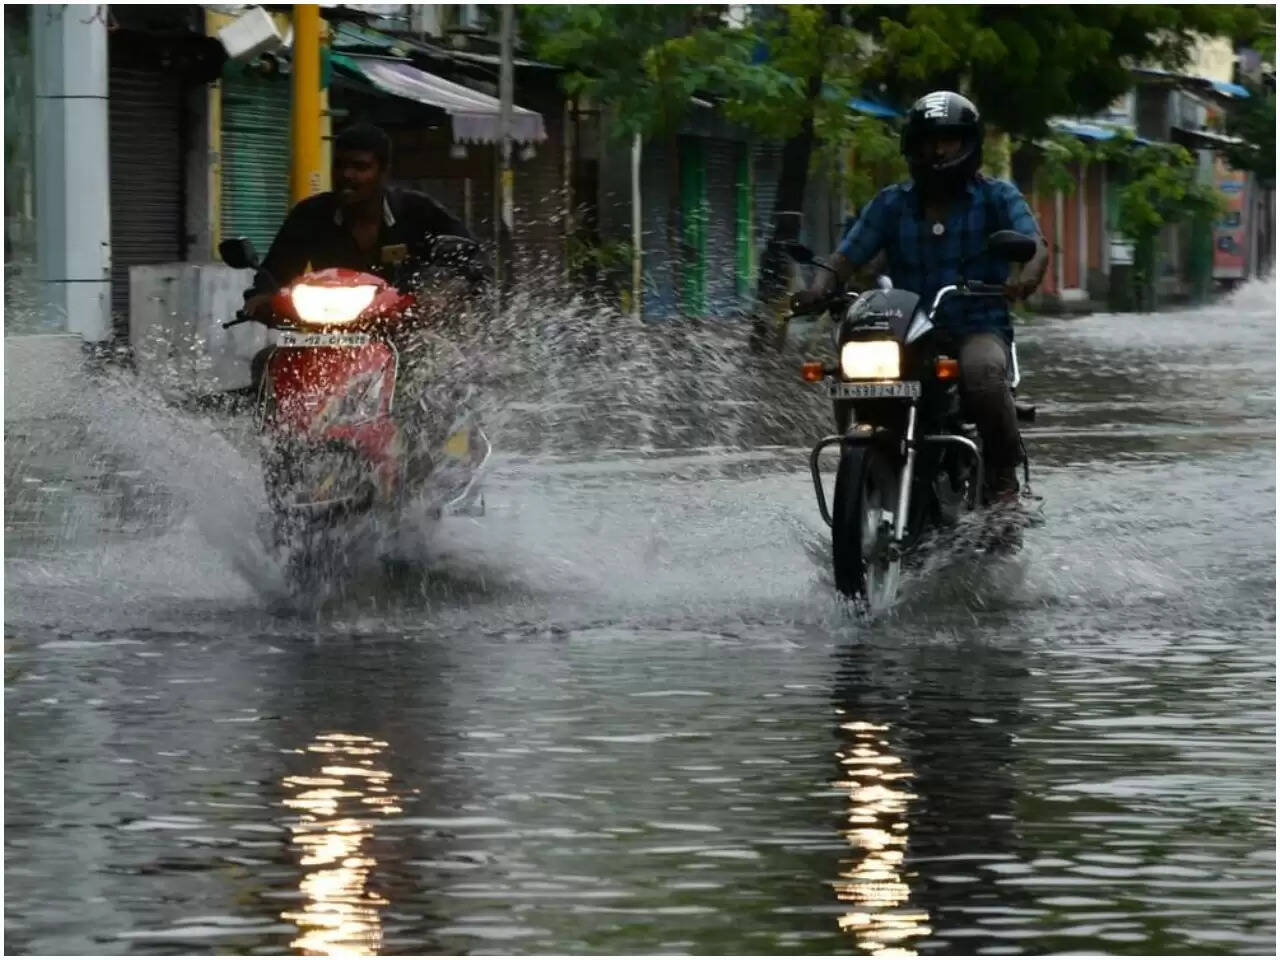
[5, 286, 1275, 955]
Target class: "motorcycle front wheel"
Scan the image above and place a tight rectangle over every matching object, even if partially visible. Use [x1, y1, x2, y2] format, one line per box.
[831, 444, 901, 611]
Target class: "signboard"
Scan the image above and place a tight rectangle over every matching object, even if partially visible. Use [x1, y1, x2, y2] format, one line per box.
[1213, 156, 1248, 280]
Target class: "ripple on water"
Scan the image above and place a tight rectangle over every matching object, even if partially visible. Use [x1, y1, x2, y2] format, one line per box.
[4, 283, 1276, 955]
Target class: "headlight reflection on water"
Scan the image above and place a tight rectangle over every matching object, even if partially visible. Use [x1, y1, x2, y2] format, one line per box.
[833, 718, 930, 956]
[281, 733, 402, 956]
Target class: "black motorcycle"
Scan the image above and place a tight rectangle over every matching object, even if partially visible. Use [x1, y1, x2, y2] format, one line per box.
[788, 230, 1040, 609]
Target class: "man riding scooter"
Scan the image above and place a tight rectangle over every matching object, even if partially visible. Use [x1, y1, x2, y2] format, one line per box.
[242, 122, 484, 320]
[230, 122, 493, 544]
[792, 91, 1049, 503]
[240, 122, 489, 440]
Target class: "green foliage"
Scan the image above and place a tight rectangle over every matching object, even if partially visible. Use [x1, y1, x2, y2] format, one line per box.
[1224, 79, 1276, 187]
[523, 6, 868, 145]
[524, 2, 1261, 274]
[837, 115, 907, 211]
[1219, 2, 1276, 61]
[847, 5, 1269, 139]
[519, 6, 727, 140]
[1034, 134, 1094, 196]
[566, 236, 634, 279]
[981, 130, 1012, 180]
[1038, 130, 1225, 249]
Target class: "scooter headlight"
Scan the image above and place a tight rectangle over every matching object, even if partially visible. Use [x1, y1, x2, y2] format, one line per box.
[840, 340, 900, 380]
[291, 284, 378, 326]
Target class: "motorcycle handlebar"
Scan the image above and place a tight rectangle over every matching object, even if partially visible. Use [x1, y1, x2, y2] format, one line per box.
[222, 309, 285, 330]
[964, 281, 1007, 296]
[788, 290, 854, 320]
[793, 278, 1004, 321]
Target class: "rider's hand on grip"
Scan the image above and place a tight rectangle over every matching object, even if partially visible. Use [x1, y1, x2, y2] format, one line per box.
[789, 288, 826, 316]
[244, 292, 274, 320]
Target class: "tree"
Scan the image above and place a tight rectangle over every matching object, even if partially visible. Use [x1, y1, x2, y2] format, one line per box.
[1222, 5, 1277, 188]
[523, 5, 871, 344]
[1224, 80, 1276, 189]
[522, 5, 1268, 329]
[520, 6, 730, 141]
[1039, 129, 1225, 309]
[848, 5, 1271, 139]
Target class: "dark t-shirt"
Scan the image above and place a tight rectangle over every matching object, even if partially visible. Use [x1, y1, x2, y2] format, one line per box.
[247, 187, 473, 298]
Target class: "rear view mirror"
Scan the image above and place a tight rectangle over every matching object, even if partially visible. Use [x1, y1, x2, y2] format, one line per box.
[986, 230, 1038, 263]
[219, 237, 260, 271]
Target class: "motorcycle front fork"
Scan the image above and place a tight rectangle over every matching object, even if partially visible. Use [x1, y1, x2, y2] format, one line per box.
[809, 401, 984, 542]
[889, 402, 984, 561]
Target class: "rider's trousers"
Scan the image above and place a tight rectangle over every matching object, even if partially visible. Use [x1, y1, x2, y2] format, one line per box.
[959, 332, 1020, 497]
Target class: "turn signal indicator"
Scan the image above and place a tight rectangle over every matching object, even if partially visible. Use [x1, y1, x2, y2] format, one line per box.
[935, 357, 960, 380]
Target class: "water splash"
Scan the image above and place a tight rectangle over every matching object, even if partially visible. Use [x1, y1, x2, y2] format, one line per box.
[5, 286, 835, 624]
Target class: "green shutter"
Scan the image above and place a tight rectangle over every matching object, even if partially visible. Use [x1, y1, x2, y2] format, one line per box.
[221, 67, 292, 256]
[680, 138, 708, 317]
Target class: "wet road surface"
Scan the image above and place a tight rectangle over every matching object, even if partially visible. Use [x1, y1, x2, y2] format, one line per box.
[5, 284, 1275, 955]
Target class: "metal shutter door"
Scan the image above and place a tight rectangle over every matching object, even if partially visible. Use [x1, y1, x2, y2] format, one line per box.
[751, 141, 782, 254]
[221, 69, 291, 256]
[678, 136, 707, 317]
[108, 60, 185, 331]
[641, 140, 677, 319]
[705, 138, 738, 316]
[512, 97, 566, 291]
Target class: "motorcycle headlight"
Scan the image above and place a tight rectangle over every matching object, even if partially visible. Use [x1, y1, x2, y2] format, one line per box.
[840, 340, 900, 380]
[291, 284, 378, 326]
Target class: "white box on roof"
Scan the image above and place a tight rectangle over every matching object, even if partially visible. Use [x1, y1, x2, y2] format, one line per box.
[216, 7, 283, 62]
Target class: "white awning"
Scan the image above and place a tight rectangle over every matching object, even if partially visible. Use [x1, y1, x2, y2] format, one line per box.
[334, 53, 547, 145]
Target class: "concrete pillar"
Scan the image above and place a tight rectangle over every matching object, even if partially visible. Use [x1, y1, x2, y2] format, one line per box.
[1054, 189, 1065, 296]
[34, 4, 111, 341]
[1077, 164, 1087, 293]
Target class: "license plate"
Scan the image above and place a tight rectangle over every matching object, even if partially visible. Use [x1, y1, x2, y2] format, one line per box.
[828, 380, 921, 400]
[276, 331, 371, 348]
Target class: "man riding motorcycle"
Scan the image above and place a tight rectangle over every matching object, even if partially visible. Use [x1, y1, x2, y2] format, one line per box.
[793, 91, 1049, 500]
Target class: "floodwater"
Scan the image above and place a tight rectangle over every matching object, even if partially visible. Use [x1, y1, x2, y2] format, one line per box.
[5, 282, 1275, 955]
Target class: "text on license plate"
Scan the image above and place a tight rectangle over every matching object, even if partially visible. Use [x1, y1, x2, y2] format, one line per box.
[276, 331, 371, 348]
[828, 380, 921, 399]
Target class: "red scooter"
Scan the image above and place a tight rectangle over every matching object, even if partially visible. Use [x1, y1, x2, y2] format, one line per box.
[219, 236, 490, 582]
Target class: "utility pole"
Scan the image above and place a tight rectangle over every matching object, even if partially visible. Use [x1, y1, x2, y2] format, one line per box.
[631, 133, 643, 322]
[290, 4, 323, 206]
[495, 4, 514, 307]
[34, 4, 111, 341]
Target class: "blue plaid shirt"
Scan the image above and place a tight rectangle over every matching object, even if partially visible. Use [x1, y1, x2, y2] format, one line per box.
[836, 176, 1042, 339]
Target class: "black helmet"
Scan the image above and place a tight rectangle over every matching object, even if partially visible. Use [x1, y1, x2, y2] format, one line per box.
[900, 90, 984, 194]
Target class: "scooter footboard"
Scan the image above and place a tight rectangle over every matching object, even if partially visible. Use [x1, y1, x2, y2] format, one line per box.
[442, 424, 492, 517]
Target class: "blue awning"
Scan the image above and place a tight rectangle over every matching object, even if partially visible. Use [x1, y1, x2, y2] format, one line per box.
[848, 97, 901, 119]
[1133, 67, 1252, 99]
[1050, 119, 1152, 147]
[1051, 120, 1117, 141]
[1210, 79, 1251, 98]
